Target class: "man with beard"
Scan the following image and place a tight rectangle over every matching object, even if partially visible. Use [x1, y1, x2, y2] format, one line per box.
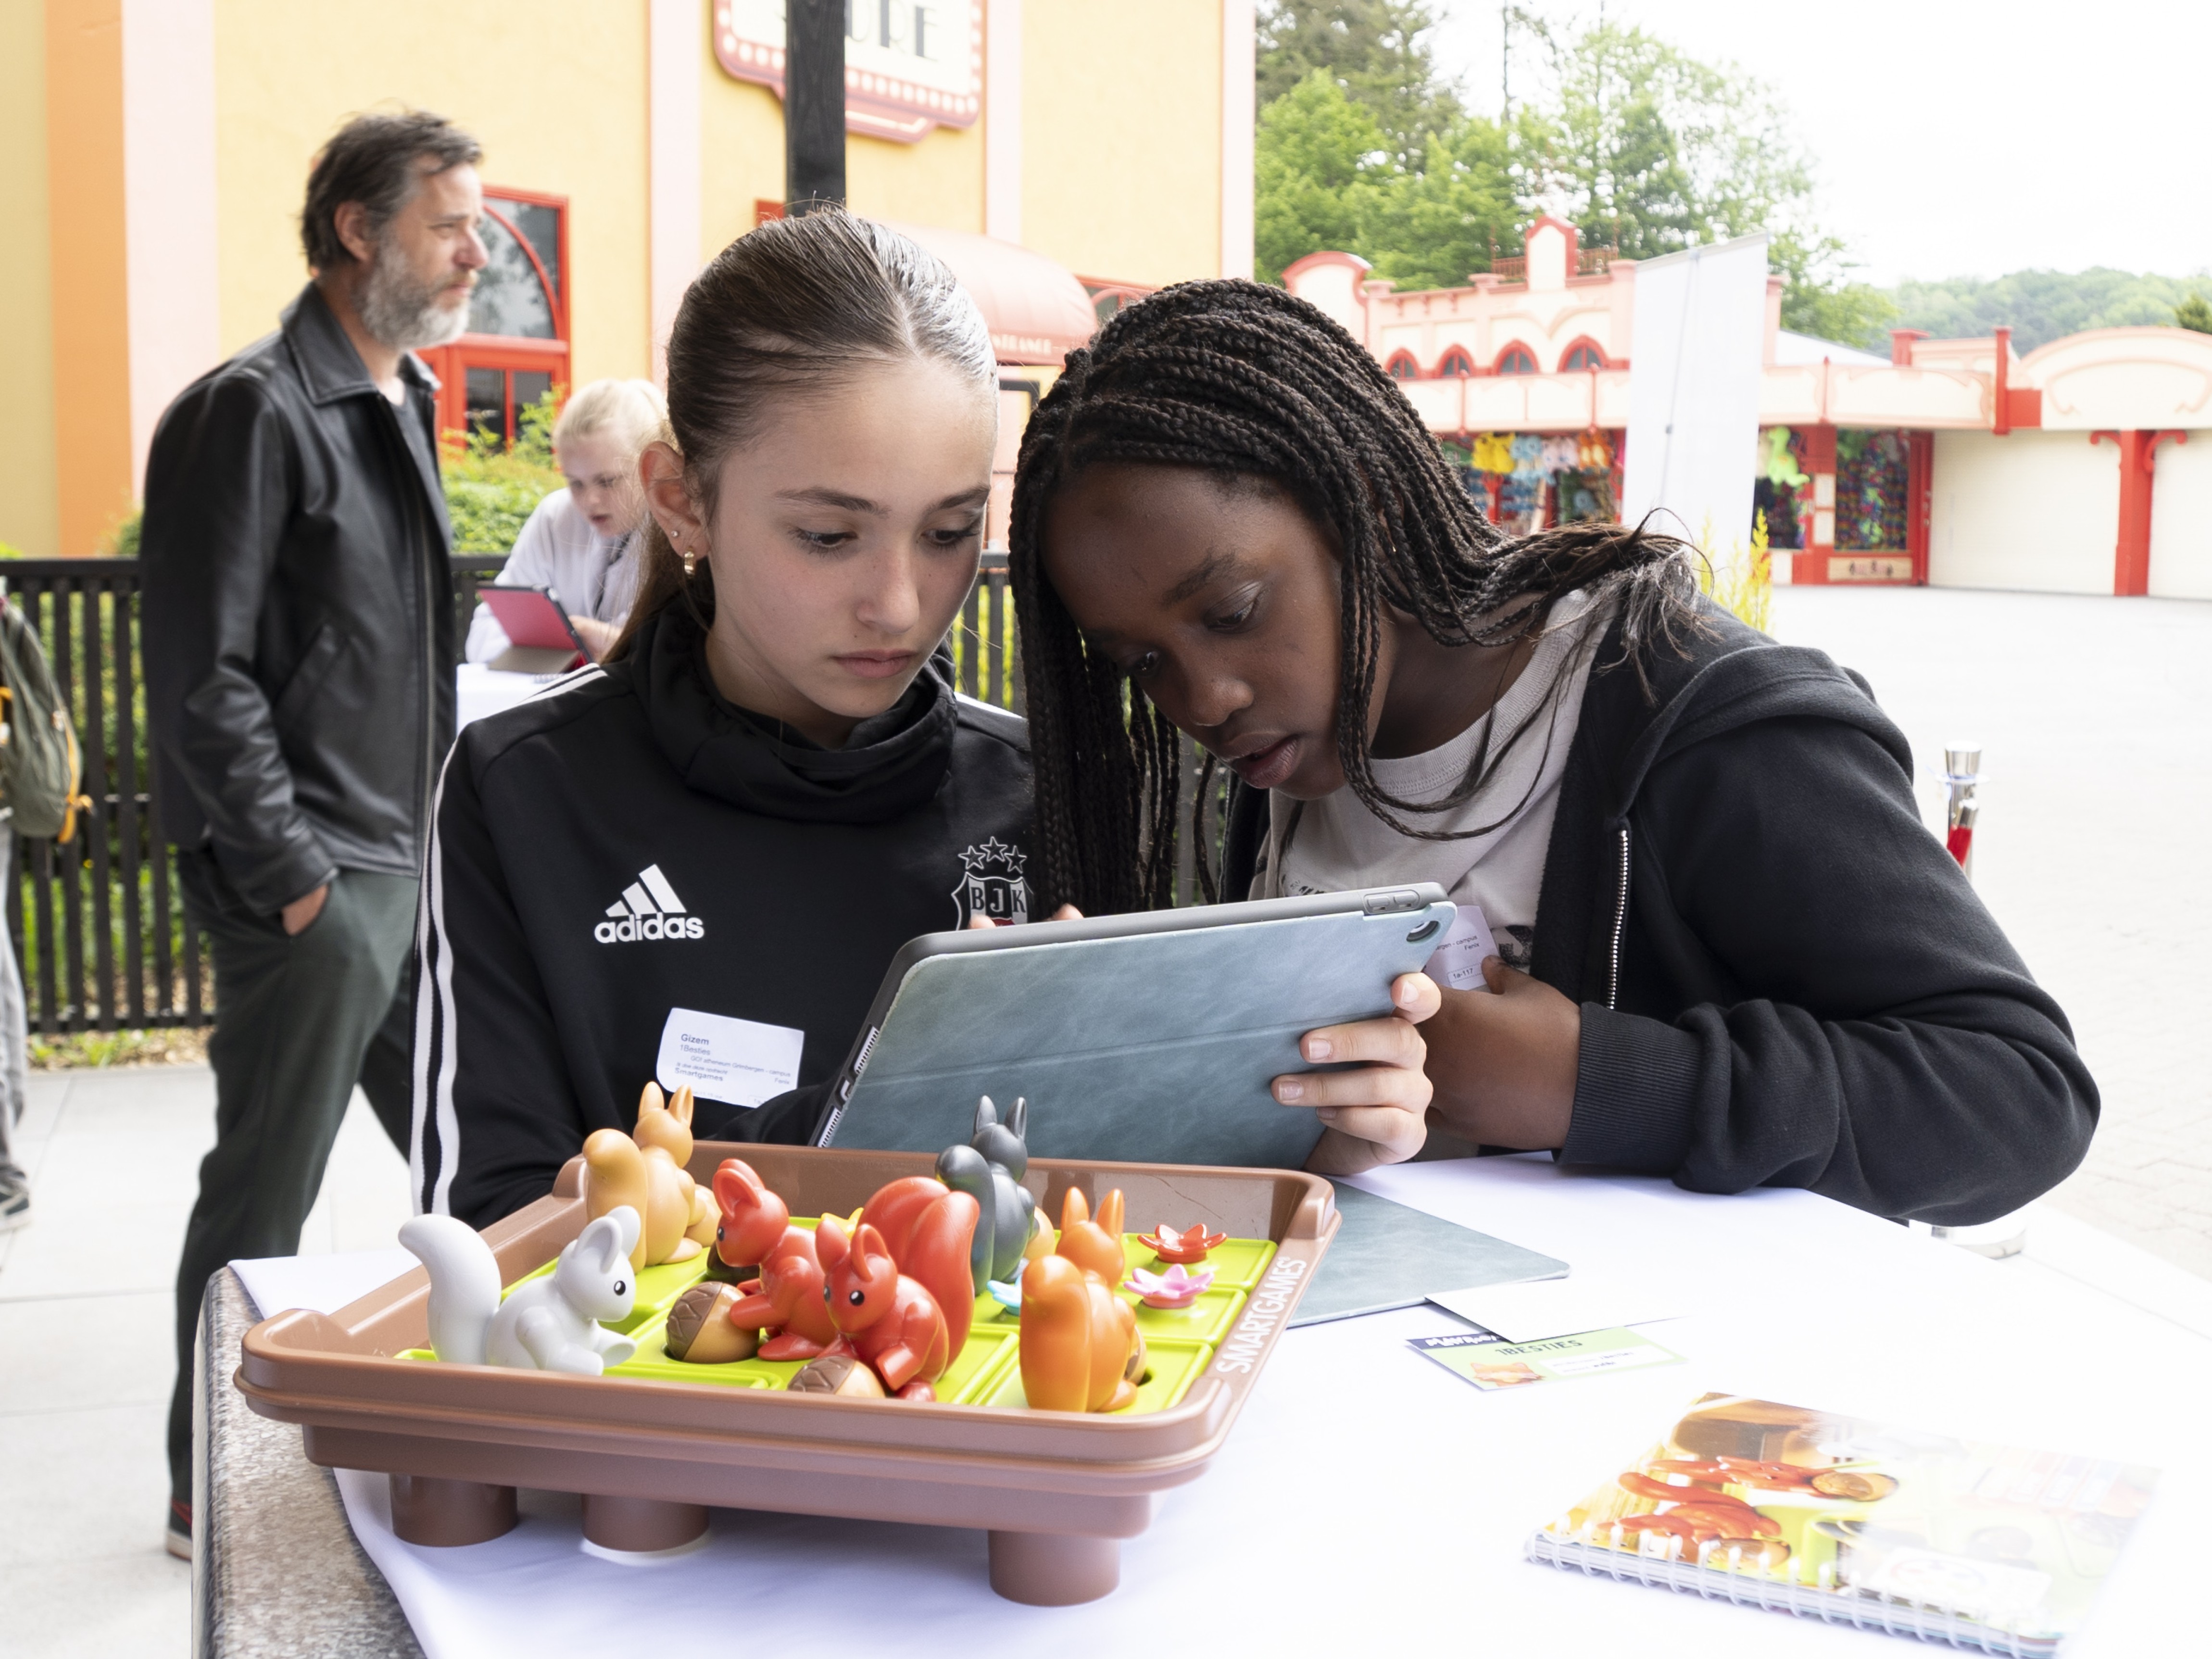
[139, 109, 484, 1558]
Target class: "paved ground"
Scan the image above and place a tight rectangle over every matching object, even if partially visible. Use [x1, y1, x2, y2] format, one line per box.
[0, 1070, 410, 1658]
[1771, 585, 2212, 1276]
[2, 582, 2205, 1656]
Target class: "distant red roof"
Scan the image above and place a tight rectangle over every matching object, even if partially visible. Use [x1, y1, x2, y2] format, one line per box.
[884, 219, 1097, 366]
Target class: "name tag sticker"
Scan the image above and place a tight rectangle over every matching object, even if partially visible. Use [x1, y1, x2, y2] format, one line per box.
[1425, 903, 1501, 992]
[655, 1007, 804, 1108]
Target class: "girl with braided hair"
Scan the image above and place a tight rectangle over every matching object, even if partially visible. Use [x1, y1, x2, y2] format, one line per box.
[1009, 278, 2095, 1220]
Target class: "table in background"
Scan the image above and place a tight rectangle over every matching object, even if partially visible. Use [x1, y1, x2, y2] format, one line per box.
[199, 1158, 2210, 1656]
[454, 662, 564, 731]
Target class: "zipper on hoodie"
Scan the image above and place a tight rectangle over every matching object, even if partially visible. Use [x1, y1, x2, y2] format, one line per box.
[1607, 823, 1630, 1010]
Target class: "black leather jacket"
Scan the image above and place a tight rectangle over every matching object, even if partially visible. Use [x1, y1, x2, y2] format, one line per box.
[142, 283, 456, 914]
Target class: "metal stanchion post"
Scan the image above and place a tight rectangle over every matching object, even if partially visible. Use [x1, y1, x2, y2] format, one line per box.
[1943, 743, 1982, 877]
[1917, 740, 2031, 1258]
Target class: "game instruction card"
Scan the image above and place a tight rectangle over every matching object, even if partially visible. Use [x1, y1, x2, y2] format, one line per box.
[1410, 1324, 1684, 1391]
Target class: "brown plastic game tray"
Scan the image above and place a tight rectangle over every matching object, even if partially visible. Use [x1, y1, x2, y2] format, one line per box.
[236, 1144, 1339, 1604]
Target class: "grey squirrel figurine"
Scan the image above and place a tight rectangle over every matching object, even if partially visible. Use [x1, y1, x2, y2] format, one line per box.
[935, 1095, 1041, 1294]
[399, 1206, 641, 1374]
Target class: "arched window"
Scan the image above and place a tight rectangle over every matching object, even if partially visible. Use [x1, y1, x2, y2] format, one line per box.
[1436, 347, 1474, 378]
[1494, 343, 1538, 376]
[1385, 351, 1420, 381]
[420, 190, 571, 444]
[1562, 339, 1609, 372]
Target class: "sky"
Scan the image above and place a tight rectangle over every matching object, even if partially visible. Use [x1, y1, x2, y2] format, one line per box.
[1427, 0, 2212, 287]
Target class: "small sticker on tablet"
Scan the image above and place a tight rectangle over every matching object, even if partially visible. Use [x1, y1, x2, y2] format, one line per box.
[1425, 904, 1501, 992]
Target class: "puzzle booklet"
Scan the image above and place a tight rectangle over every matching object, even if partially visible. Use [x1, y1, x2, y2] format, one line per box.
[1528, 1393, 2156, 1655]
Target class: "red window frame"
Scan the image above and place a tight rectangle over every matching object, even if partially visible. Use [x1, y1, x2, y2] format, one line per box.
[1384, 349, 1420, 381]
[420, 187, 572, 442]
[1436, 347, 1474, 378]
[1560, 338, 1609, 372]
[1079, 277, 1156, 327]
[1494, 342, 1538, 376]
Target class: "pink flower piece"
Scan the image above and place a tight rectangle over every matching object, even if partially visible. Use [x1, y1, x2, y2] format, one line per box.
[1137, 1221, 1227, 1264]
[1124, 1263, 1215, 1309]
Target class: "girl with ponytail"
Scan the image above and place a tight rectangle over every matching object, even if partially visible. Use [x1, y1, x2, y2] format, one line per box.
[412, 212, 1036, 1227]
[1009, 278, 2095, 1220]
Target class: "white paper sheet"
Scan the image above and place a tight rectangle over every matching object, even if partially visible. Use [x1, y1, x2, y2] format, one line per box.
[1426, 1271, 1685, 1344]
[231, 1246, 420, 1320]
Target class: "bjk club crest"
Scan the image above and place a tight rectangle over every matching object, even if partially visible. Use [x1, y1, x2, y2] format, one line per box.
[955, 838, 1029, 928]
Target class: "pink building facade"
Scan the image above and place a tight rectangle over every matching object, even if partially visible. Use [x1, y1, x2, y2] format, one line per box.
[1284, 218, 2212, 599]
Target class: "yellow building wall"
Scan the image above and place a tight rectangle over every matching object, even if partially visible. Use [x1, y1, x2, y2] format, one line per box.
[210, 0, 653, 386]
[696, 67, 789, 260]
[694, 17, 986, 264]
[1, 2, 61, 556]
[46, 0, 133, 557]
[1021, 0, 1222, 288]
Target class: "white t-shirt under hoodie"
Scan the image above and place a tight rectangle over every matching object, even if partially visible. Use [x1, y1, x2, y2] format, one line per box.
[1253, 589, 1609, 974]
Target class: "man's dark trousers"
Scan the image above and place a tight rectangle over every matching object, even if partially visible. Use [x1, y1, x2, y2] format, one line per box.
[164, 851, 418, 1508]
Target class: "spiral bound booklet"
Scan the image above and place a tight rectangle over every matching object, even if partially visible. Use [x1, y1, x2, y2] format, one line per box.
[1528, 1393, 2156, 1656]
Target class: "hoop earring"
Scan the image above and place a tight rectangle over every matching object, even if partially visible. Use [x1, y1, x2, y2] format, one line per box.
[679, 540, 698, 578]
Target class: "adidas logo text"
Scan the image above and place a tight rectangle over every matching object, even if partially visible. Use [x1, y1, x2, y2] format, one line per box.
[592, 864, 706, 943]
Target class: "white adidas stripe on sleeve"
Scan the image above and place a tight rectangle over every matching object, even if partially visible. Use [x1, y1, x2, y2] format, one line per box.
[408, 748, 457, 1215]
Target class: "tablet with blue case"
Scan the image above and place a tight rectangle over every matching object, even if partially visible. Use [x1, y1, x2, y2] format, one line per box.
[816, 884, 1457, 1169]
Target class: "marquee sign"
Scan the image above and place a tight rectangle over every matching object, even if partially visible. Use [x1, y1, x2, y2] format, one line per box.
[713, 2, 983, 145]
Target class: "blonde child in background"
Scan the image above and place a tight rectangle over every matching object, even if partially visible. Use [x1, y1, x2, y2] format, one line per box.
[466, 377, 666, 664]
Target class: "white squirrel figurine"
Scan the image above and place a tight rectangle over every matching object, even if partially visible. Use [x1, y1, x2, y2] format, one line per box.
[399, 1207, 641, 1374]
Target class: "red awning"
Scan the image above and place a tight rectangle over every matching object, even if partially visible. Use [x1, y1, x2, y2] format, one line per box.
[883, 220, 1098, 367]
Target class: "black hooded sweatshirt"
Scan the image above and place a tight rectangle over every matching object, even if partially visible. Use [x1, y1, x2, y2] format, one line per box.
[1220, 599, 2097, 1227]
[410, 607, 1032, 1227]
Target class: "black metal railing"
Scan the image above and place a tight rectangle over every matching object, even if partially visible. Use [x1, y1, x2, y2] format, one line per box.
[2, 551, 1076, 1034]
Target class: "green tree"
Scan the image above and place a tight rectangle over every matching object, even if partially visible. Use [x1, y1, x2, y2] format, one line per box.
[1258, 0, 1462, 170]
[2178, 293, 2212, 334]
[1361, 116, 1517, 290]
[1255, 70, 1516, 290]
[1255, 70, 1391, 284]
[1888, 269, 2212, 352]
[1771, 227, 1898, 351]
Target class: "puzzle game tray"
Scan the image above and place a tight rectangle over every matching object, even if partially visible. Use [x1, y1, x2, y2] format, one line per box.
[235, 1145, 1339, 1604]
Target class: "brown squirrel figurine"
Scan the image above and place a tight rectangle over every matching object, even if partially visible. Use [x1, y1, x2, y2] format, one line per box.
[582, 1083, 715, 1271]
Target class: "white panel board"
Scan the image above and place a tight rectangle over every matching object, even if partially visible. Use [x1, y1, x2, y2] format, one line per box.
[2149, 436, 2212, 599]
[1929, 431, 2116, 594]
[1620, 234, 1768, 552]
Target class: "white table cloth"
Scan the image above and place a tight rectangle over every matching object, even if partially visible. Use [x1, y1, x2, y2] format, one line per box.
[454, 662, 565, 732]
[236, 1157, 2204, 1657]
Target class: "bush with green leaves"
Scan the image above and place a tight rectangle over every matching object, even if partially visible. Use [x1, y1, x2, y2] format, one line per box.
[441, 387, 564, 555]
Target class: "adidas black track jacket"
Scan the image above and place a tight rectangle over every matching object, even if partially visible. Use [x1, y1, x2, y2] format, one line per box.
[410, 607, 1032, 1226]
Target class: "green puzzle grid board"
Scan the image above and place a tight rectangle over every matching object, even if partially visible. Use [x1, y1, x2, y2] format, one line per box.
[404, 1226, 1276, 1416]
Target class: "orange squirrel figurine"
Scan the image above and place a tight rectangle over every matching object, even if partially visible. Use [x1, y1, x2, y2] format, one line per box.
[816, 1215, 951, 1400]
[1054, 1186, 1127, 1283]
[857, 1176, 981, 1357]
[1019, 1253, 1140, 1412]
[717, 1163, 836, 1360]
[711, 1158, 792, 1271]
